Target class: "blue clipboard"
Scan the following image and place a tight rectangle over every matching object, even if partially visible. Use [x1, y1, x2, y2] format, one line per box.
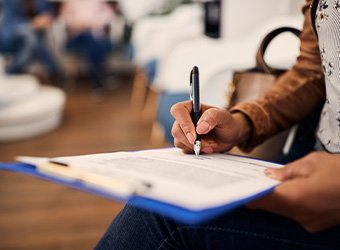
[0, 162, 275, 224]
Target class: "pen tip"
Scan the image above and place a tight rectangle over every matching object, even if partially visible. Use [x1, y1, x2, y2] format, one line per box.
[194, 141, 201, 158]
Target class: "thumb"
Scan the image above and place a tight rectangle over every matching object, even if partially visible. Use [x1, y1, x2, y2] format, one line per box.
[265, 160, 313, 181]
[196, 108, 230, 135]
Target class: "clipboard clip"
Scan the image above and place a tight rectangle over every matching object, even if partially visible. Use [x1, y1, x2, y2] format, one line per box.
[38, 160, 153, 197]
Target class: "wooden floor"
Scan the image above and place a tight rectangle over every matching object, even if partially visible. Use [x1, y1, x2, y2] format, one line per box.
[0, 76, 167, 250]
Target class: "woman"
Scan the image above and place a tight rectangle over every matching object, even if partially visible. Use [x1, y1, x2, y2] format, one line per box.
[95, 1, 340, 249]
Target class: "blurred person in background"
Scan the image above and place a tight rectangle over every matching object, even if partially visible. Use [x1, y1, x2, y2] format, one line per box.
[60, 0, 116, 94]
[0, 0, 64, 85]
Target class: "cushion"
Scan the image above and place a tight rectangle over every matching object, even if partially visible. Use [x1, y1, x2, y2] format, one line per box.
[0, 86, 66, 142]
[0, 74, 40, 108]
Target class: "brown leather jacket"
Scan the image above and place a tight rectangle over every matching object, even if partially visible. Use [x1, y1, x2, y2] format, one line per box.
[231, 0, 326, 151]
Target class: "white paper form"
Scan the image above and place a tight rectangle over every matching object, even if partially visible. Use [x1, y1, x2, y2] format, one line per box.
[51, 148, 281, 210]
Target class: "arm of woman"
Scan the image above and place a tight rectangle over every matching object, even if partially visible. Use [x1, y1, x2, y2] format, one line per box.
[231, 0, 326, 151]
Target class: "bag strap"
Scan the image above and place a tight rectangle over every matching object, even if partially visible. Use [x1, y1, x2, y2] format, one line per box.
[256, 27, 301, 75]
[310, 0, 319, 39]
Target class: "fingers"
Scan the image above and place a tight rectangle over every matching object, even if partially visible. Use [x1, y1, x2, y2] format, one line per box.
[247, 179, 309, 228]
[171, 101, 235, 153]
[175, 140, 194, 154]
[172, 121, 194, 151]
[247, 180, 301, 211]
[264, 153, 320, 181]
[170, 101, 196, 144]
[196, 108, 230, 135]
[172, 121, 217, 153]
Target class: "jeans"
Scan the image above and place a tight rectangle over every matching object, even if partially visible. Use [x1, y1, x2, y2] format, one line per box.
[1, 25, 62, 75]
[95, 204, 340, 250]
[66, 31, 112, 90]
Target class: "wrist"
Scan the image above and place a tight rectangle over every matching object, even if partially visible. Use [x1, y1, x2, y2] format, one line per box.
[231, 112, 252, 145]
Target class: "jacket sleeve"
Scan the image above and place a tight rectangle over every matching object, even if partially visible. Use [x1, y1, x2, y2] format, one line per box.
[230, 0, 326, 151]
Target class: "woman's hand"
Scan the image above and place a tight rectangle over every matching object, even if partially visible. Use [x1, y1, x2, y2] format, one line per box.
[170, 101, 251, 154]
[248, 152, 340, 232]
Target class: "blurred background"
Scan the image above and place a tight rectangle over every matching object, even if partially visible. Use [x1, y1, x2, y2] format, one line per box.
[0, 0, 303, 249]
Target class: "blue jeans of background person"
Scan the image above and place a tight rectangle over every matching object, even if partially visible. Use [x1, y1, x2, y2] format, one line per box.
[1, 25, 62, 75]
[95, 204, 340, 250]
[66, 31, 112, 90]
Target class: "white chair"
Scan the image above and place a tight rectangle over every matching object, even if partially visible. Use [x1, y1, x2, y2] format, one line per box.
[129, 3, 204, 113]
[131, 3, 203, 65]
[118, 0, 185, 24]
[154, 15, 303, 107]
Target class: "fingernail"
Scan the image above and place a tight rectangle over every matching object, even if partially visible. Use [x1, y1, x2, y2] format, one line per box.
[264, 168, 278, 179]
[197, 121, 210, 134]
[186, 133, 196, 144]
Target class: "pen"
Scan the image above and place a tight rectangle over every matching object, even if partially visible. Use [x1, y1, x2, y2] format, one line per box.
[190, 66, 202, 157]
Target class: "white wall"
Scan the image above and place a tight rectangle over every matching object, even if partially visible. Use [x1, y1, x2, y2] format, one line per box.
[221, 0, 304, 38]
[289, 0, 305, 14]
